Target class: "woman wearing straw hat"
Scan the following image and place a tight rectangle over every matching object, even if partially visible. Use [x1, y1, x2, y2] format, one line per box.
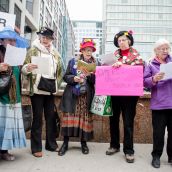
[0, 27, 28, 161]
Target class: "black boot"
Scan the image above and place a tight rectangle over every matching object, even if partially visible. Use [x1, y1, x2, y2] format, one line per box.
[81, 141, 89, 154]
[58, 136, 69, 156]
[58, 142, 68, 156]
[152, 156, 160, 168]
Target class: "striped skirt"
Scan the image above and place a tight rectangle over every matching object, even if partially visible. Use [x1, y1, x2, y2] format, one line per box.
[61, 94, 93, 141]
[0, 102, 26, 150]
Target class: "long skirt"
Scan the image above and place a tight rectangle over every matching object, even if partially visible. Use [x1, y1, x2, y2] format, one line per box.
[0, 102, 26, 150]
[61, 94, 93, 141]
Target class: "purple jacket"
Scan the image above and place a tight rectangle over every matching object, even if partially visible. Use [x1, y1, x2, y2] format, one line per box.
[144, 55, 172, 110]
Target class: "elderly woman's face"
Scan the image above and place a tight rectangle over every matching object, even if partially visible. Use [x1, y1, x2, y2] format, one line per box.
[39, 35, 53, 48]
[117, 35, 130, 50]
[2, 38, 16, 47]
[155, 43, 171, 60]
[81, 47, 94, 60]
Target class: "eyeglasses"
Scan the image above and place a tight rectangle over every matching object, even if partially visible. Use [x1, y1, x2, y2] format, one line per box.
[118, 38, 128, 43]
[158, 47, 171, 52]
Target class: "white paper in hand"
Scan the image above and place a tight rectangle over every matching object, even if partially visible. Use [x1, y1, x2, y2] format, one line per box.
[31, 56, 51, 75]
[99, 53, 117, 65]
[160, 62, 172, 80]
[4, 44, 26, 66]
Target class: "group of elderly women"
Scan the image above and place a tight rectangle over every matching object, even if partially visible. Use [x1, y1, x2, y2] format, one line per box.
[0, 26, 171, 169]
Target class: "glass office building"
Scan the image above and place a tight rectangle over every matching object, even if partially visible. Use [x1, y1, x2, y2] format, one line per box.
[103, 0, 172, 60]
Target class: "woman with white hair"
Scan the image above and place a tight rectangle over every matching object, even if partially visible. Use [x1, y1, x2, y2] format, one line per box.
[144, 38, 172, 168]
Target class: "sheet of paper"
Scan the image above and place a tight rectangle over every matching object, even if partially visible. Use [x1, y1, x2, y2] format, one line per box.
[160, 62, 172, 80]
[0, 12, 16, 31]
[99, 53, 117, 65]
[31, 56, 51, 75]
[4, 44, 26, 66]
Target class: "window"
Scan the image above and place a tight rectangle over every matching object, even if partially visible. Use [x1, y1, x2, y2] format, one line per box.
[45, 8, 52, 27]
[40, 0, 44, 14]
[14, 4, 21, 29]
[0, 0, 9, 12]
[26, 0, 33, 14]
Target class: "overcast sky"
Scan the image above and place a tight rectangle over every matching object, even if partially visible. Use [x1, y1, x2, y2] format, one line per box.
[65, 0, 103, 21]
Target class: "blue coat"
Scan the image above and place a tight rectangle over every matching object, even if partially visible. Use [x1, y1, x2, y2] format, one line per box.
[144, 55, 172, 110]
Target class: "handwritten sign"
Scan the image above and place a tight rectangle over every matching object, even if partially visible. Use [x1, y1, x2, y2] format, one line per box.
[0, 12, 16, 30]
[95, 66, 143, 96]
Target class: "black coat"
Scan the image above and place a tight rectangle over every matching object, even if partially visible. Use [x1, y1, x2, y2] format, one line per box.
[60, 58, 95, 113]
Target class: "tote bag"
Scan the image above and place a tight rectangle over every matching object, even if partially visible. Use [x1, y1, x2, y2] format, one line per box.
[90, 95, 112, 116]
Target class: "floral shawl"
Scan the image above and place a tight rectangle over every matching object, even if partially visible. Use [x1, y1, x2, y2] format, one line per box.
[114, 47, 143, 65]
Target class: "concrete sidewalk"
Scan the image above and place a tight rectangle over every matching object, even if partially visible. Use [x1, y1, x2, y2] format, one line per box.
[0, 141, 171, 172]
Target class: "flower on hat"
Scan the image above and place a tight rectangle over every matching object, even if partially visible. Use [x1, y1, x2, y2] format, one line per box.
[128, 30, 133, 35]
[124, 32, 128, 36]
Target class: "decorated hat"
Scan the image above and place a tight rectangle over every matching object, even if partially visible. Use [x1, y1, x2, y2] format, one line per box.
[113, 30, 134, 48]
[36, 27, 54, 39]
[80, 38, 96, 52]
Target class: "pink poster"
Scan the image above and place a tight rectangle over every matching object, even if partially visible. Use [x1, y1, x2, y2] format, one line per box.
[95, 66, 143, 96]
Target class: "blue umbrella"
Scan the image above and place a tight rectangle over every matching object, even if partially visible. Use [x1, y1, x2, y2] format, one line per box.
[0, 27, 29, 48]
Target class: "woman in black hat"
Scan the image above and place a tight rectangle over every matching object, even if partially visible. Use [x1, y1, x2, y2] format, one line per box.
[22, 27, 63, 157]
[106, 30, 143, 163]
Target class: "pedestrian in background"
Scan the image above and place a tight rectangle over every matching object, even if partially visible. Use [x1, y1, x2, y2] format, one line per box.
[144, 38, 172, 168]
[0, 27, 28, 161]
[106, 30, 143, 163]
[58, 38, 96, 156]
[22, 27, 63, 157]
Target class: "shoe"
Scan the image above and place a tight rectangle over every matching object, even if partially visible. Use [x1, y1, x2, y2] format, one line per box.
[106, 147, 120, 155]
[125, 154, 134, 163]
[168, 157, 172, 163]
[1, 153, 15, 161]
[58, 143, 68, 156]
[81, 143, 89, 154]
[32, 152, 43, 158]
[152, 157, 160, 168]
[46, 146, 59, 152]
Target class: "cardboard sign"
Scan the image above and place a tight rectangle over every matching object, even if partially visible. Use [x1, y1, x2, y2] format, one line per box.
[95, 65, 143, 96]
[0, 12, 16, 30]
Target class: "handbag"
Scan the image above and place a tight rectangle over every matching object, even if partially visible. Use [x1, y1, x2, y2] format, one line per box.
[0, 70, 12, 95]
[37, 76, 56, 93]
[90, 95, 112, 116]
[22, 105, 32, 132]
[54, 104, 60, 138]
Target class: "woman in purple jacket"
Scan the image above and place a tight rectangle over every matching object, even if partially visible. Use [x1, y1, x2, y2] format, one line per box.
[144, 39, 172, 168]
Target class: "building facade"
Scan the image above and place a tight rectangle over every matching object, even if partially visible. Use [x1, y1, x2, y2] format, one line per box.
[103, 0, 172, 60]
[0, 0, 75, 69]
[72, 20, 103, 59]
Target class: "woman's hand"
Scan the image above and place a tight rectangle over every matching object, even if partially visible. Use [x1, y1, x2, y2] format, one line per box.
[152, 72, 165, 82]
[74, 76, 81, 83]
[26, 63, 38, 72]
[0, 63, 9, 72]
[112, 61, 122, 68]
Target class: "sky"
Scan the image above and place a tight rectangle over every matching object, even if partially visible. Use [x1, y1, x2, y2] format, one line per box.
[65, 0, 103, 21]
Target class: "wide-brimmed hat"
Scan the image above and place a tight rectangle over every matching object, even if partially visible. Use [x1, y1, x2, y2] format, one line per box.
[0, 26, 29, 48]
[114, 30, 134, 48]
[36, 27, 54, 39]
[80, 38, 96, 52]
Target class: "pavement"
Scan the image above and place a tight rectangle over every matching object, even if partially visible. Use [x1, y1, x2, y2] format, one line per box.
[0, 140, 171, 172]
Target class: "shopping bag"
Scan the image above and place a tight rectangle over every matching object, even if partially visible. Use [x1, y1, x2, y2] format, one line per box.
[90, 95, 112, 116]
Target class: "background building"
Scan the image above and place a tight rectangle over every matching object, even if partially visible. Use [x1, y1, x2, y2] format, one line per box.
[0, 0, 75, 69]
[103, 0, 172, 60]
[72, 20, 103, 59]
